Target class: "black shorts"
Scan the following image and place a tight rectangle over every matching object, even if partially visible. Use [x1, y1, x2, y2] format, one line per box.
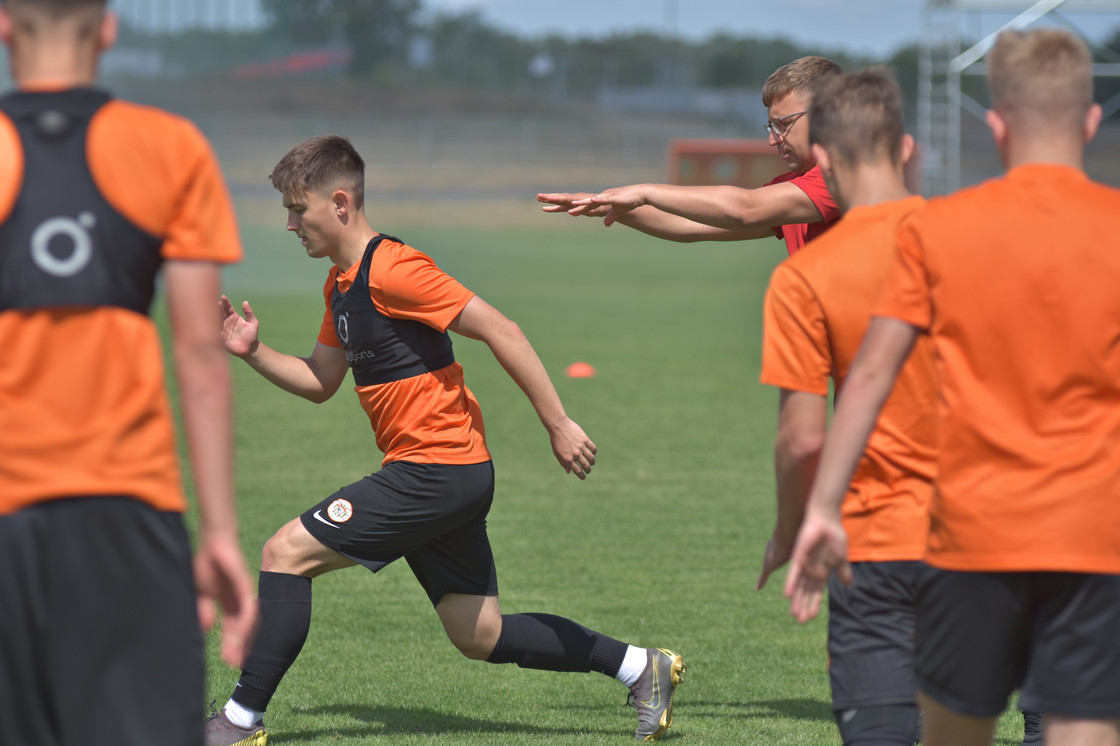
[916, 569, 1120, 719]
[828, 560, 932, 711]
[300, 460, 498, 606]
[0, 497, 204, 746]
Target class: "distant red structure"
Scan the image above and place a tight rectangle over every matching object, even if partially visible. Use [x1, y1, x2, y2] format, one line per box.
[666, 139, 788, 189]
[231, 48, 352, 80]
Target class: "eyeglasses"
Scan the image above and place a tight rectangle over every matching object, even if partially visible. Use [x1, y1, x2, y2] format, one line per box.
[764, 110, 807, 138]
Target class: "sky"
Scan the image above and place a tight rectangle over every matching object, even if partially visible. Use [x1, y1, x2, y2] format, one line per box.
[423, 0, 1120, 59]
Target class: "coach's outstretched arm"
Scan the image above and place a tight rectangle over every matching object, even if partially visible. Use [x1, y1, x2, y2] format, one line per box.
[219, 294, 349, 403]
[576, 181, 821, 234]
[448, 295, 598, 480]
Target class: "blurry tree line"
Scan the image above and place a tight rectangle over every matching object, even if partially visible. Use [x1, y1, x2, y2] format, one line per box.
[114, 0, 1120, 116]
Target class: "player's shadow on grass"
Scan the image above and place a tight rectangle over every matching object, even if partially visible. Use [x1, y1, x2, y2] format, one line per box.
[280, 703, 632, 742]
[684, 697, 833, 723]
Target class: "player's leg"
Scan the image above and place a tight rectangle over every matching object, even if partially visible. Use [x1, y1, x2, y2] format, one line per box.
[828, 561, 926, 746]
[1018, 573, 1120, 746]
[917, 693, 998, 746]
[411, 463, 683, 741]
[915, 570, 1032, 746]
[1043, 717, 1120, 746]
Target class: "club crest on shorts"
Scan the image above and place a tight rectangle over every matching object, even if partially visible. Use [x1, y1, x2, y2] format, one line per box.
[327, 498, 354, 523]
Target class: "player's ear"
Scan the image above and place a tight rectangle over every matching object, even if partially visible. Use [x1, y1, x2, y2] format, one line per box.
[332, 190, 350, 217]
[810, 143, 831, 177]
[1083, 102, 1102, 144]
[985, 108, 1008, 150]
[899, 134, 915, 167]
[0, 6, 13, 47]
[98, 9, 118, 53]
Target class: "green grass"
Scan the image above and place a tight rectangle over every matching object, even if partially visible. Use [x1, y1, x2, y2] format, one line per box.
[182, 219, 1030, 744]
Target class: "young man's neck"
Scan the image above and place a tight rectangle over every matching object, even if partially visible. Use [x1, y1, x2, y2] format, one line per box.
[330, 224, 380, 271]
[833, 161, 911, 213]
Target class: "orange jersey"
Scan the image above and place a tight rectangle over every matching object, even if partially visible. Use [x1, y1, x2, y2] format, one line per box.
[318, 237, 491, 466]
[761, 196, 936, 561]
[0, 89, 242, 516]
[767, 166, 841, 255]
[879, 164, 1120, 573]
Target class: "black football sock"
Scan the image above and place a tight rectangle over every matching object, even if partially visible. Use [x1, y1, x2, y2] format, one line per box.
[229, 571, 313, 713]
[485, 612, 628, 677]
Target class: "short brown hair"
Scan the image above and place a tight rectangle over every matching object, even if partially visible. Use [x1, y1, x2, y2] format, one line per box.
[987, 28, 1092, 130]
[809, 66, 905, 168]
[762, 56, 843, 108]
[270, 135, 365, 209]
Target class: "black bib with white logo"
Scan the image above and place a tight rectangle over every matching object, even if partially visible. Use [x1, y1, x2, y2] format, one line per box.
[330, 235, 455, 386]
[0, 88, 163, 314]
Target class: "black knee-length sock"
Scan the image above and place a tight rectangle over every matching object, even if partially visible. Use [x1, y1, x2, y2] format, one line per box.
[485, 613, 629, 677]
[229, 571, 313, 713]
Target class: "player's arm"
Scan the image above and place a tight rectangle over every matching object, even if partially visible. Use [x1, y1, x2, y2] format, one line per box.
[758, 389, 827, 590]
[538, 190, 774, 242]
[165, 262, 257, 667]
[448, 295, 597, 479]
[574, 180, 823, 235]
[219, 295, 349, 403]
[785, 316, 918, 623]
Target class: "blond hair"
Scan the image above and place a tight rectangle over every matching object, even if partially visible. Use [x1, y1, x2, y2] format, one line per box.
[987, 28, 1092, 130]
[762, 56, 843, 107]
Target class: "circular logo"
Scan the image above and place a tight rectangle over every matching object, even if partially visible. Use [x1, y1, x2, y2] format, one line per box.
[327, 498, 354, 523]
[31, 212, 97, 277]
[336, 312, 350, 345]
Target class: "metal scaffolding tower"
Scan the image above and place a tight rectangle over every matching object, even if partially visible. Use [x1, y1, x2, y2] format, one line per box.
[919, 0, 1120, 196]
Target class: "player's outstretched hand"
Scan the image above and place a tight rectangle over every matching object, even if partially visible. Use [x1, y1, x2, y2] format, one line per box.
[756, 534, 793, 591]
[784, 508, 851, 624]
[194, 531, 258, 668]
[219, 295, 260, 358]
[570, 185, 648, 227]
[549, 418, 598, 480]
[536, 192, 612, 218]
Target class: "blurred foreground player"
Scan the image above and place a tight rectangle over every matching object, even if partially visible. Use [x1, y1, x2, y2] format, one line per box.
[785, 28, 1120, 746]
[205, 135, 684, 745]
[0, 1, 256, 745]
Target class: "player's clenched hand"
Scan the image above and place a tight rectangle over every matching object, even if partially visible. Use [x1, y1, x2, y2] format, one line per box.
[219, 295, 260, 358]
[784, 508, 851, 624]
[194, 532, 259, 668]
[536, 192, 612, 218]
[548, 418, 598, 480]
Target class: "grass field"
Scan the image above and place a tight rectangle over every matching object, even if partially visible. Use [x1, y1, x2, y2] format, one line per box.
[190, 215, 1031, 745]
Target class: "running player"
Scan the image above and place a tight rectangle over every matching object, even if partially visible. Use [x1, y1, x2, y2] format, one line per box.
[537, 56, 843, 255]
[785, 28, 1120, 746]
[0, 1, 256, 745]
[204, 135, 685, 746]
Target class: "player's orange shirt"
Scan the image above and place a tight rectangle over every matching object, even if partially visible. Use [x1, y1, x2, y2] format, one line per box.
[767, 166, 841, 255]
[761, 196, 935, 561]
[0, 91, 242, 516]
[879, 164, 1120, 573]
[318, 237, 491, 466]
